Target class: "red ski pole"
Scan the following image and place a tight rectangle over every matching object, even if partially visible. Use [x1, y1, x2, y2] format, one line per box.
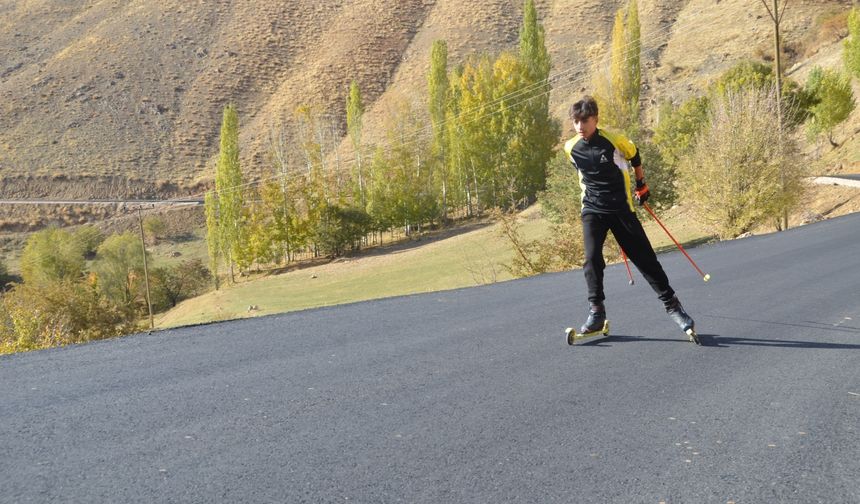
[642, 202, 711, 282]
[620, 247, 634, 285]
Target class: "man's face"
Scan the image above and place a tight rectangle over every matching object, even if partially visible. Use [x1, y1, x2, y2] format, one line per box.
[574, 114, 598, 140]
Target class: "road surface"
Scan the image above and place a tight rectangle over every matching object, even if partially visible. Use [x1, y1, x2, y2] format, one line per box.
[1, 213, 858, 503]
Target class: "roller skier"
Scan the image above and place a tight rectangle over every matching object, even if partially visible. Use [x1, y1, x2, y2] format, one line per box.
[562, 96, 698, 345]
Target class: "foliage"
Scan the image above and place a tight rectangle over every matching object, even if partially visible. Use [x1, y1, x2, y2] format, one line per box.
[0, 258, 9, 289]
[347, 80, 366, 205]
[214, 104, 246, 278]
[655, 60, 815, 172]
[150, 259, 211, 311]
[496, 209, 584, 277]
[805, 66, 856, 146]
[844, 7, 860, 78]
[0, 280, 137, 355]
[92, 232, 147, 306]
[594, 0, 641, 134]
[678, 87, 804, 238]
[428, 40, 451, 218]
[313, 204, 373, 257]
[20, 227, 86, 286]
[539, 149, 582, 225]
[653, 96, 710, 169]
[143, 216, 168, 244]
[73, 225, 106, 258]
[516, 0, 560, 202]
[367, 100, 439, 233]
[713, 60, 813, 128]
[204, 191, 220, 289]
[634, 139, 677, 212]
[519, 0, 550, 81]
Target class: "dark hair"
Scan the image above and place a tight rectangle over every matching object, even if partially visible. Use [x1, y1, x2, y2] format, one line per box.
[569, 96, 599, 121]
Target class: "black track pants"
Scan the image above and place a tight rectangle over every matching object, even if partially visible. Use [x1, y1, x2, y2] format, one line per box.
[581, 211, 675, 306]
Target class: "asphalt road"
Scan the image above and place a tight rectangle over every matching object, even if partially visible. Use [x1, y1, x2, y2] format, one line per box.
[2, 213, 859, 503]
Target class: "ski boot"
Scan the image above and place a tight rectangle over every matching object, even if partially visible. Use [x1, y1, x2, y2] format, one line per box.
[566, 303, 610, 345]
[665, 296, 699, 345]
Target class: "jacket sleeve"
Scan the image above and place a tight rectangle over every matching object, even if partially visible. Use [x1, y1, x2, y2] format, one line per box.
[603, 130, 642, 167]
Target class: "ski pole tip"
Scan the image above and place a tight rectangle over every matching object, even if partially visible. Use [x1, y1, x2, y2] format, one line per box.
[703, 273, 711, 282]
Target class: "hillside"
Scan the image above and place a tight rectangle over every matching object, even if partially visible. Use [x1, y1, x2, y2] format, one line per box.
[1, 0, 853, 204]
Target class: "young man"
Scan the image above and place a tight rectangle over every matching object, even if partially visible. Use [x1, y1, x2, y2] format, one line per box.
[563, 95, 696, 340]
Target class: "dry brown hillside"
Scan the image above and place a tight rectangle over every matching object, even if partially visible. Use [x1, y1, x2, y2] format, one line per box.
[0, 0, 854, 206]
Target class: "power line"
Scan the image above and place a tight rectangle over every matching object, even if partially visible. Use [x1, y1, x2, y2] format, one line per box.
[171, 10, 712, 205]
[9, 8, 716, 274]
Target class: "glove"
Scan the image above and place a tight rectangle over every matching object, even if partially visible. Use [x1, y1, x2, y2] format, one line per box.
[634, 179, 650, 206]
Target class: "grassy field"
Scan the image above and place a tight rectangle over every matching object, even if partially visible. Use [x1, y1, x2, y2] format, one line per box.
[156, 205, 713, 329]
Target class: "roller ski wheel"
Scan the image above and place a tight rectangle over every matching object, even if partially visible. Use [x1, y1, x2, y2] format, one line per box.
[565, 320, 610, 345]
[686, 327, 701, 345]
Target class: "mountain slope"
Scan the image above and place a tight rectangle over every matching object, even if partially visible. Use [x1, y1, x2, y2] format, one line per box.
[0, 0, 852, 202]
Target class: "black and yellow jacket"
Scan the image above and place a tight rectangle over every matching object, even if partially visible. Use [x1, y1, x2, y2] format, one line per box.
[563, 128, 642, 215]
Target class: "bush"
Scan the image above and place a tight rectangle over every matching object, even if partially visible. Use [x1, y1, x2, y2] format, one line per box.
[679, 87, 804, 238]
[0, 258, 8, 288]
[634, 139, 677, 212]
[73, 225, 106, 259]
[539, 149, 582, 225]
[496, 209, 584, 278]
[150, 259, 211, 311]
[20, 227, 87, 286]
[653, 96, 710, 169]
[143, 216, 168, 245]
[313, 204, 372, 257]
[92, 232, 147, 306]
[0, 280, 138, 354]
[805, 66, 856, 146]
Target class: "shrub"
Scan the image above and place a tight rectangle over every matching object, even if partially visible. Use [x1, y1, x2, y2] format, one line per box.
[73, 225, 105, 258]
[150, 259, 211, 311]
[20, 227, 86, 286]
[143, 216, 168, 245]
[313, 204, 372, 257]
[679, 87, 803, 238]
[92, 232, 147, 306]
[805, 66, 856, 147]
[0, 280, 137, 354]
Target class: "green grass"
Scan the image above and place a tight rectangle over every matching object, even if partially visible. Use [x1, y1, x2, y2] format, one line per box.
[157, 206, 712, 329]
[147, 230, 209, 268]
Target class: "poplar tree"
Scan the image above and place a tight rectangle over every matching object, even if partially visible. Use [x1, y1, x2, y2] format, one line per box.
[428, 40, 450, 219]
[346, 81, 365, 205]
[517, 0, 558, 200]
[624, 0, 641, 126]
[844, 7, 860, 78]
[215, 104, 244, 282]
[445, 65, 471, 216]
[600, 0, 640, 133]
[204, 191, 220, 289]
[457, 54, 497, 211]
[519, 0, 550, 82]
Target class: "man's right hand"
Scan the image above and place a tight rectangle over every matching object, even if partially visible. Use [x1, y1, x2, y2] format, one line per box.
[634, 179, 650, 206]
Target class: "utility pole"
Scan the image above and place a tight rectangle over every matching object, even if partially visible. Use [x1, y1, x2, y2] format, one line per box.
[761, 0, 789, 230]
[137, 207, 155, 330]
